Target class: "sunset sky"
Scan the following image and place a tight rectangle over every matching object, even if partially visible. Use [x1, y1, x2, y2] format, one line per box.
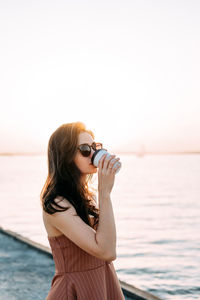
[1, 0, 200, 154]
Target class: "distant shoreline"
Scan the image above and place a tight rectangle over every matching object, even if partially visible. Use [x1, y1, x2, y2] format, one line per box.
[116, 151, 200, 155]
[0, 151, 200, 156]
[0, 153, 46, 156]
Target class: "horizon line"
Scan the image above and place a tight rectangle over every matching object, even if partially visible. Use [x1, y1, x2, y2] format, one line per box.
[1, 151, 200, 156]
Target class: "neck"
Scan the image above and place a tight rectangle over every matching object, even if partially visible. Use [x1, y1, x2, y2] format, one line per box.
[80, 174, 87, 185]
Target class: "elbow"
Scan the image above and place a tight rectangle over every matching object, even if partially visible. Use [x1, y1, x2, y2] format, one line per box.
[95, 240, 117, 261]
[103, 251, 117, 262]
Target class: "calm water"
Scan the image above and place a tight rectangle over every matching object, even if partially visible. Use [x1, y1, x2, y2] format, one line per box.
[0, 154, 200, 300]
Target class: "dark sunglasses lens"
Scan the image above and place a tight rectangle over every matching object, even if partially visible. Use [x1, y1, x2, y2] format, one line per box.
[79, 145, 91, 157]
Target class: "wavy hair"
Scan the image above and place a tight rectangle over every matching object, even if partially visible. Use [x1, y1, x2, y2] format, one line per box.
[40, 122, 99, 229]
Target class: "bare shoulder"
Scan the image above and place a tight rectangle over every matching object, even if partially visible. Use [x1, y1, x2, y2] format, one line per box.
[42, 196, 77, 236]
[53, 196, 72, 209]
[45, 196, 77, 218]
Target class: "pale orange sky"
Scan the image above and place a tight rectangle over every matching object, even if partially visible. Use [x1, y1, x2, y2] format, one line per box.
[0, 0, 200, 154]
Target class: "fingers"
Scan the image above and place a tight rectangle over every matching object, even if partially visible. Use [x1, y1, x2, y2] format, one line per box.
[103, 154, 116, 170]
[98, 153, 120, 173]
[112, 160, 121, 172]
[107, 157, 120, 170]
[98, 153, 108, 168]
[98, 153, 114, 170]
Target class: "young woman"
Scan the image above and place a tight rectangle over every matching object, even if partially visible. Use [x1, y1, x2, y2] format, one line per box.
[41, 122, 125, 300]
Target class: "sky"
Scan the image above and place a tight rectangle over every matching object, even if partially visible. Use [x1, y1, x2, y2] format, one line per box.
[0, 0, 200, 154]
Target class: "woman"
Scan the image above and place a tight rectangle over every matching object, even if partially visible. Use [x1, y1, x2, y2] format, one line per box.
[41, 121, 125, 300]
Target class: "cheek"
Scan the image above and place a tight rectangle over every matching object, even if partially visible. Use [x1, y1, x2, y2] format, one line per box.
[74, 154, 88, 169]
[74, 154, 82, 167]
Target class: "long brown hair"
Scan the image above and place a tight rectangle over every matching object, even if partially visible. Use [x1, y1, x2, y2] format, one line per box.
[40, 122, 99, 229]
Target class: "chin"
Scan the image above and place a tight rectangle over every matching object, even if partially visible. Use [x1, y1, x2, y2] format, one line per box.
[89, 165, 97, 174]
[90, 168, 97, 174]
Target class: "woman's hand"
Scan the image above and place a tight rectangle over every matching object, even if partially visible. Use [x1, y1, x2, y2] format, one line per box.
[97, 153, 121, 196]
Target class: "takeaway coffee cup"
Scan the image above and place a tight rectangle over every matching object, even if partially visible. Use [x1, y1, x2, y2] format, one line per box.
[91, 149, 121, 173]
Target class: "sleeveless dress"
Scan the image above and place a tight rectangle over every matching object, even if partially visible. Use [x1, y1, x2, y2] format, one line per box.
[46, 233, 125, 299]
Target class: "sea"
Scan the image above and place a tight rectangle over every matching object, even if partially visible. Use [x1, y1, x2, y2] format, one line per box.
[0, 154, 200, 300]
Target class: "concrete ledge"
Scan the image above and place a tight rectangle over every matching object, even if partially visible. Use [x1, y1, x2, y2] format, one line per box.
[0, 226, 52, 257]
[0, 227, 55, 300]
[120, 280, 162, 300]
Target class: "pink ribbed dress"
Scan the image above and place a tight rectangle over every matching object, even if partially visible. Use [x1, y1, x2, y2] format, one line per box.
[46, 233, 125, 299]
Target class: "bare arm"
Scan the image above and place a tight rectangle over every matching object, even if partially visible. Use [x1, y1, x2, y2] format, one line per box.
[95, 153, 121, 258]
[95, 192, 116, 259]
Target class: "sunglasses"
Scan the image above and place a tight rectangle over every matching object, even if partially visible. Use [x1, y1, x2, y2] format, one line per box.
[77, 142, 103, 157]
